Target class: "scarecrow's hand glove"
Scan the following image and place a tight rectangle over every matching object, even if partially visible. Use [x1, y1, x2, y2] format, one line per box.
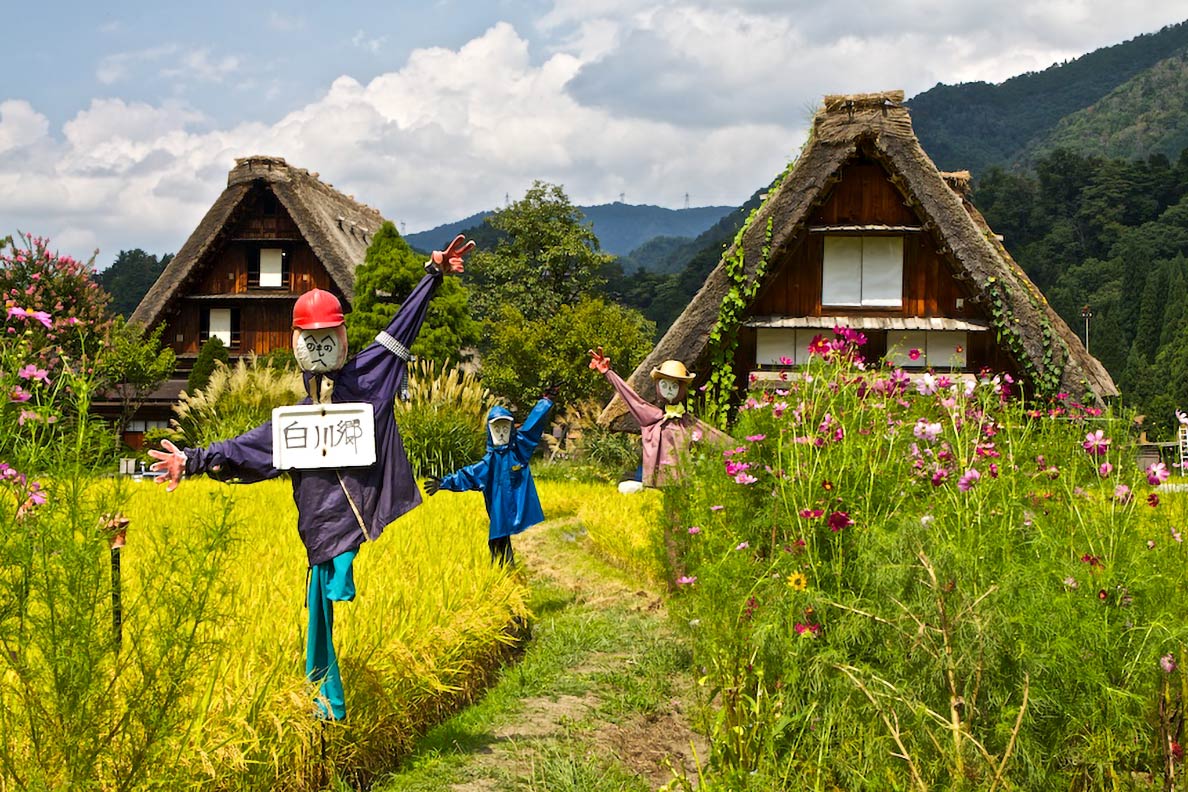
[424, 476, 441, 496]
[541, 381, 561, 402]
[429, 234, 475, 275]
[588, 346, 611, 374]
[147, 439, 186, 493]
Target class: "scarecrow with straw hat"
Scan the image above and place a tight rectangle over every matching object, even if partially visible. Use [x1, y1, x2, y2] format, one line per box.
[588, 347, 729, 487]
[148, 235, 475, 721]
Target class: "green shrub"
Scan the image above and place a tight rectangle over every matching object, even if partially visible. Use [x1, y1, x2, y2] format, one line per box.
[187, 337, 229, 393]
[667, 337, 1188, 790]
[395, 359, 496, 478]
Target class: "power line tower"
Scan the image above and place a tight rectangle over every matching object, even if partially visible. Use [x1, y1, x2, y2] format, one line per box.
[684, 192, 690, 209]
[619, 192, 625, 204]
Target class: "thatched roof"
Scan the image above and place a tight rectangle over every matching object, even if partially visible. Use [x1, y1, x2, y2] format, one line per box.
[600, 90, 1118, 430]
[130, 156, 387, 326]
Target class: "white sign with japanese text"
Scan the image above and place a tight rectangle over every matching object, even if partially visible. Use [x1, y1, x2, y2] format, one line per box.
[272, 403, 376, 470]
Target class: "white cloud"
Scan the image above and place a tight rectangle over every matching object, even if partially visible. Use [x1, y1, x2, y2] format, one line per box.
[9, 3, 1188, 266]
[96, 45, 177, 85]
[351, 31, 389, 54]
[163, 49, 241, 83]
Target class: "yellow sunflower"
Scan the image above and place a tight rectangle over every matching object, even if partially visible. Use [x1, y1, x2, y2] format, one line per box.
[787, 571, 808, 591]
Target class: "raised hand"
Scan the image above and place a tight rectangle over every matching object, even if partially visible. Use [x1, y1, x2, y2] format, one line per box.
[423, 476, 441, 496]
[147, 439, 186, 492]
[588, 346, 611, 374]
[430, 234, 476, 275]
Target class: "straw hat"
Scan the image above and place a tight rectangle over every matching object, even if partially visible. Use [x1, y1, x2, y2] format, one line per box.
[650, 359, 695, 382]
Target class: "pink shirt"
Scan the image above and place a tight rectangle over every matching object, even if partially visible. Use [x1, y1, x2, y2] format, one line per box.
[603, 368, 730, 486]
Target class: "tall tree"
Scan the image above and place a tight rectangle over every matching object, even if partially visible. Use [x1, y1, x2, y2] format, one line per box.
[465, 181, 612, 325]
[96, 249, 172, 318]
[345, 221, 479, 364]
[97, 316, 176, 439]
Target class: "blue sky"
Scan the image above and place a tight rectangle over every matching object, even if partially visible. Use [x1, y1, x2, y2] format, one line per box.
[2, 0, 1185, 268]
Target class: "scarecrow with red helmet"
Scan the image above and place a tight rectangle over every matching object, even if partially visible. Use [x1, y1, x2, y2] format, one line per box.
[149, 235, 474, 720]
[588, 348, 729, 487]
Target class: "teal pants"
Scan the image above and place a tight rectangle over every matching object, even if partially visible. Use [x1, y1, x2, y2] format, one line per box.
[306, 548, 357, 720]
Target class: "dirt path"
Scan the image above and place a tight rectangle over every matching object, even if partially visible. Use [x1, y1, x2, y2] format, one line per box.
[377, 518, 708, 791]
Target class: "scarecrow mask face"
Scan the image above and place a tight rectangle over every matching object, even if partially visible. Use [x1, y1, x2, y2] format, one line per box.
[656, 378, 683, 404]
[292, 327, 348, 373]
[489, 418, 513, 448]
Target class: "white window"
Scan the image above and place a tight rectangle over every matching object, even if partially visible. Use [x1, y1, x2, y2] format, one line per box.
[208, 308, 232, 346]
[259, 249, 284, 288]
[756, 328, 827, 366]
[822, 236, 903, 307]
[887, 330, 968, 369]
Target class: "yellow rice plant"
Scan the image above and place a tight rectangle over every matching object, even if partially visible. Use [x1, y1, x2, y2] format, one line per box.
[109, 477, 527, 790]
[538, 481, 665, 584]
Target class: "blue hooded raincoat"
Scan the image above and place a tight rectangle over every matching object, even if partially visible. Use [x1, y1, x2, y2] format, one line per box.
[439, 398, 552, 539]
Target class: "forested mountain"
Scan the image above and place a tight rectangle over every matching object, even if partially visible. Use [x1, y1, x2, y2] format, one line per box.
[975, 147, 1188, 436]
[407, 202, 732, 259]
[908, 20, 1188, 174]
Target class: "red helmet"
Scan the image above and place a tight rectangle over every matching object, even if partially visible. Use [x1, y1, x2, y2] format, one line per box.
[292, 289, 344, 330]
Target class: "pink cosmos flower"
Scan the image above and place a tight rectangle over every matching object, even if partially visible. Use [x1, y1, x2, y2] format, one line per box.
[799, 508, 823, 519]
[9, 386, 30, 403]
[691, 428, 703, 442]
[1149, 493, 1161, 508]
[687, 526, 701, 535]
[1114, 484, 1133, 504]
[28, 311, 51, 329]
[709, 505, 724, 512]
[908, 348, 921, 361]
[17, 364, 48, 383]
[779, 356, 794, 365]
[794, 622, 821, 637]
[916, 373, 938, 395]
[676, 575, 697, 586]
[913, 419, 941, 443]
[827, 511, 853, 532]
[1082, 430, 1110, 456]
[1099, 462, 1114, 478]
[931, 469, 948, 487]
[957, 469, 981, 492]
[734, 472, 758, 485]
[988, 462, 999, 478]
[6, 306, 27, 320]
[1147, 462, 1170, 486]
[1162, 653, 1178, 674]
[735, 542, 749, 551]
[745, 434, 766, 442]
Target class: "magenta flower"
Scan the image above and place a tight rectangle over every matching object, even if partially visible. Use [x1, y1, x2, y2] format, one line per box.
[908, 348, 921, 361]
[931, 469, 948, 487]
[957, 469, 981, 492]
[734, 472, 758, 485]
[1147, 462, 1170, 486]
[799, 508, 823, 519]
[1099, 462, 1114, 478]
[1149, 493, 1161, 508]
[1162, 653, 1178, 674]
[687, 526, 701, 535]
[794, 622, 821, 637]
[6, 306, 27, 320]
[745, 434, 766, 442]
[9, 386, 30, 403]
[676, 575, 697, 586]
[827, 511, 853, 532]
[1082, 430, 1110, 456]
[709, 505, 724, 512]
[779, 355, 794, 365]
[25, 481, 46, 506]
[28, 310, 52, 329]
[988, 462, 999, 478]
[1114, 484, 1133, 504]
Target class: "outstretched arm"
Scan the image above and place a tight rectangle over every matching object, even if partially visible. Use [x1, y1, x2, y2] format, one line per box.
[515, 397, 554, 459]
[148, 421, 281, 490]
[589, 347, 664, 428]
[353, 235, 475, 403]
[439, 457, 490, 493]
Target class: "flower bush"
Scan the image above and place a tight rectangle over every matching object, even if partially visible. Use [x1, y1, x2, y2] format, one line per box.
[665, 329, 1187, 790]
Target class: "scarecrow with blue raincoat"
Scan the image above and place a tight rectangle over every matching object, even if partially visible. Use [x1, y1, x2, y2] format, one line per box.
[424, 391, 555, 567]
[148, 235, 475, 721]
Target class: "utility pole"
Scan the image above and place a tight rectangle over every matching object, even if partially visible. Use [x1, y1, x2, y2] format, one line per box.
[1081, 304, 1093, 355]
[684, 192, 690, 209]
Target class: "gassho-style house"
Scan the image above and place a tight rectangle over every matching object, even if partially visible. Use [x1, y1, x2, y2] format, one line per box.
[600, 90, 1117, 430]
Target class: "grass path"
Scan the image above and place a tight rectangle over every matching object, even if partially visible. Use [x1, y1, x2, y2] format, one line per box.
[370, 517, 708, 791]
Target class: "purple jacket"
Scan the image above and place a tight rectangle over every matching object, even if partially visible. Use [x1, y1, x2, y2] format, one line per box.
[184, 271, 440, 566]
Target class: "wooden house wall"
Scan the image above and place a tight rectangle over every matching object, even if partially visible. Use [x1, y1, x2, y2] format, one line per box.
[742, 157, 1017, 379]
[159, 190, 342, 357]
